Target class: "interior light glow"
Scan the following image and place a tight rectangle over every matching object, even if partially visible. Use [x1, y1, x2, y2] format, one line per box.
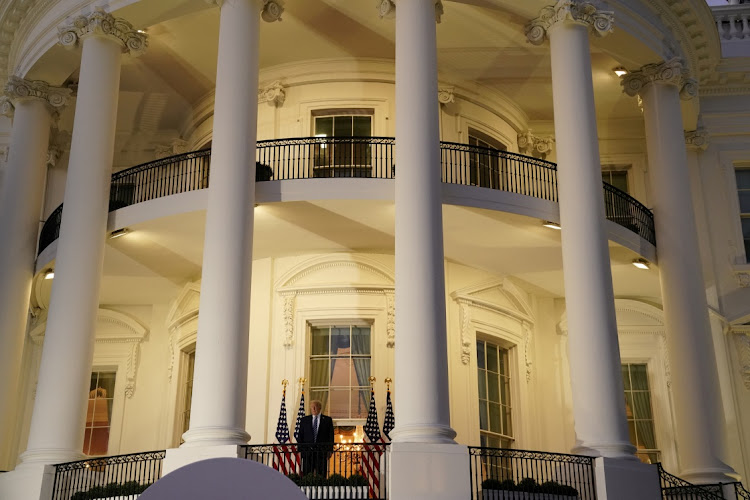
[613, 67, 628, 77]
[44, 270, 54, 280]
[632, 259, 650, 270]
[109, 228, 130, 239]
[542, 221, 562, 230]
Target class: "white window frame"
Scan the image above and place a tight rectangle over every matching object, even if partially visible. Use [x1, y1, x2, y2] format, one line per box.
[476, 336, 514, 448]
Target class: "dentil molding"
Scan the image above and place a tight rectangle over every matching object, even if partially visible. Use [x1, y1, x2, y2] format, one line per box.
[3, 75, 71, 111]
[517, 130, 554, 159]
[525, 1, 614, 46]
[58, 9, 148, 56]
[685, 128, 709, 152]
[620, 58, 698, 100]
[377, 0, 444, 23]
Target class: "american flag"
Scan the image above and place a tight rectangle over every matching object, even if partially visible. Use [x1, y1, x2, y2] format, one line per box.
[361, 388, 385, 499]
[273, 388, 298, 474]
[382, 389, 395, 441]
[293, 390, 305, 443]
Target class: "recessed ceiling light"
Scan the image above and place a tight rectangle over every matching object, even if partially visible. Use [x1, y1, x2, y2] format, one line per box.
[613, 67, 628, 77]
[542, 221, 561, 230]
[632, 259, 650, 269]
[44, 270, 54, 280]
[109, 228, 130, 239]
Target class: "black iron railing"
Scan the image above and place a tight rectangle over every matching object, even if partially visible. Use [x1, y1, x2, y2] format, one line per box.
[736, 482, 750, 499]
[657, 463, 725, 500]
[51, 450, 165, 500]
[468, 447, 596, 500]
[241, 443, 389, 499]
[37, 137, 656, 256]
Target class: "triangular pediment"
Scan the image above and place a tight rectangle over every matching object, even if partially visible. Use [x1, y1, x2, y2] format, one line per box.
[276, 255, 394, 292]
[451, 277, 533, 322]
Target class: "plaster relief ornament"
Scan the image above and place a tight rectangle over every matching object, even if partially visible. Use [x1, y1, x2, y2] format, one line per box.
[258, 80, 286, 106]
[4, 76, 72, 112]
[620, 58, 698, 101]
[262, 0, 284, 22]
[0, 96, 13, 117]
[437, 87, 455, 104]
[58, 9, 148, 56]
[518, 130, 555, 159]
[525, 1, 614, 46]
[685, 128, 709, 151]
[377, 0, 443, 23]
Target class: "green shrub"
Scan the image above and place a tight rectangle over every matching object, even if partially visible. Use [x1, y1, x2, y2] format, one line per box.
[299, 473, 326, 487]
[517, 477, 540, 492]
[481, 478, 515, 491]
[348, 473, 369, 487]
[328, 473, 348, 486]
[70, 481, 150, 500]
[286, 473, 301, 486]
[539, 481, 578, 496]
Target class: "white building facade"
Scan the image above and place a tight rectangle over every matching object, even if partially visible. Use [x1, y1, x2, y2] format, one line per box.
[0, 0, 749, 499]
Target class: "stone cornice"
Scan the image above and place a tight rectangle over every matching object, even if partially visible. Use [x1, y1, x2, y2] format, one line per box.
[58, 9, 148, 56]
[525, 1, 614, 46]
[685, 128, 709, 151]
[4, 75, 71, 110]
[621, 58, 698, 100]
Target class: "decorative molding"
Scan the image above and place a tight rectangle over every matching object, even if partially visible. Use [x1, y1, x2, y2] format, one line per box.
[522, 321, 533, 382]
[376, 0, 443, 23]
[258, 80, 286, 107]
[261, 0, 284, 23]
[0, 96, 14, 117]
[620, 58, 698, 101]
[4, 76, 71, 111]
[283, 292, 297, 348]
[435, 0, 444, 24]
[0, 146, 9, 164]
[658, 334, 672, 389]
[166, 281, 201, 380]
[685, 128, 709, 152]
[525, 1, 614, 46]
[458, 299, 472, 365]
[517, 130, 554, 159]
[277, 255, 394, 289]
[736, 272, 750, 288]
[385, 290, 395, 348]
[438, 86, 455, 104]
[734, 333, 750, 390]
[58, 9, 148, 56]
[155, 139, 188, 159]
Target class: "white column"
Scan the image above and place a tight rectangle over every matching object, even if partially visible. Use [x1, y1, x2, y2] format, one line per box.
[526, 2, 634, 458]
[0, 79, 70, 470]
[392, 0, 454, 445]
[181, 0, 271, 447]
[622, 61, 735, 483]
[20, 12, 146, 466]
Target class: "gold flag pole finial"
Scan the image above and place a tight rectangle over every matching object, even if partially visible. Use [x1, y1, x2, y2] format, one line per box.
[385, 377, 392, 391]
[369, 376, 376, 389]
[282, 379, 288, 396]
[298, 377, 306, 394]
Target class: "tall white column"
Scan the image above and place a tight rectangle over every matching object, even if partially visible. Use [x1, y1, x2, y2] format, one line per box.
[181, 0, 275, 447]
[392, 0, 454, 445]
[622, 60, 735, 483]
[20, 11, 146, 466]
[526, 2, 634, 458]
[0, 79, 70, 470]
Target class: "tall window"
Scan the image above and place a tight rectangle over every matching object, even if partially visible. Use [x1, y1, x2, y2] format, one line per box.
[313, 112, 373, 178]
[735, 168, 750, 258]
[83, 371, 116, 456]
[180, 350, 196, 442]
[602, 168, 629, 194]
[468, 129, 506, 189]
[309, 324, 371, 420]
[477, 339, 513, 448]
[622, 364, 659, 464]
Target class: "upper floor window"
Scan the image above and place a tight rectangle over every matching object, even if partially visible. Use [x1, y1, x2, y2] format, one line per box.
[477, 339, 513, 449]
[313, 111, 373, 178]
[735, 168, 750, 258]
[622, 363, 659, 464]
[602, 166, 629, 194]
[84, 371, 116, 456]
[309, 324, 371, 421]
[468, 129, 506, 189]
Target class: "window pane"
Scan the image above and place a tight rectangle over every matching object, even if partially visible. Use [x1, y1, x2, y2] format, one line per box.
[621, 365, 631, 390]
[353, 116, 371, 137]
[477, 370, 487, 399]
[328, 388, 349, 419]
[632, 392, 652, 420]
[489, 403, 501, 433]
[98, 372, 116, 396]
[352, 358, 370, 388]
[624, 392, 634, 418]
[630, 365, 649, 390]
[309, 389, 329, 414]
[477, 341, 485, 369]
[90, 373, 98, 392]
[741, 218, 750, 237]
[311, 327, 329, 355]
[738, 192, 750, 213]
[486, 346, 498, 373]
[500, 379, 510, 406]
[315, 117, 333, 137]
[334, 116, 353, 137]
[479, 400, 488, 431]
[351, 327, 370, 355]
[736, 169, 750, 189]
[330, 357, 352, 388]
[628, 420, 637, 444]
[331, 327, 350, 354]
[636, 420, 657, 450]
[310, 359, 330, 387]
[502, 406, 512, 436]
[487, 373, 500, 403]
[350, 387, 369, 419]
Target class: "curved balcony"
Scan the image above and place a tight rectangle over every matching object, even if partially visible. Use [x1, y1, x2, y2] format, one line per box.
[37, 137, 655, 256]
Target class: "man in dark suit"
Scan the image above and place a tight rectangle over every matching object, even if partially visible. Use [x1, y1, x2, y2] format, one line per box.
[297, 400, 334, 477]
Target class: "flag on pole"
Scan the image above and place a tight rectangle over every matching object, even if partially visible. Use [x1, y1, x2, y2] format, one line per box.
[293, 389, 305, 443]
[361, 386, 385, 499]
[382, 386, 395, 441]
[273, 381, 298, 474]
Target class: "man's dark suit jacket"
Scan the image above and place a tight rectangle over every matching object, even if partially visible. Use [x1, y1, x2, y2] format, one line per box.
[297, 413, 335, 476]
[298, 414, 334, 446]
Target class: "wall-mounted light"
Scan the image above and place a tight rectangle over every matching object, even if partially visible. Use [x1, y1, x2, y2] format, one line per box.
[109, 228, 130, 239]
[632, 258, 650, 269]
[44, 270, 55, 280]
[613, 67, 628, 77]
[542, 221, 562, 230]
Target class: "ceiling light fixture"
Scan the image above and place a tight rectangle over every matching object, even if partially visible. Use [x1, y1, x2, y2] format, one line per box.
[109, 228, 130, 239]
[44, 270, 54, 280]
[613, 66, 628, 77]
[542, 221, 562, 230]
[632, 258, 650, 270]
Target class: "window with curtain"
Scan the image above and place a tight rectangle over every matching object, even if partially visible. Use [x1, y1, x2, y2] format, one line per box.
[735, 168, 750, 258]
[622, 363, 660, 464]
[468, 129, 506, 189]
[309, 324, 371, 420]
[180, 350, 196, 443]
[313, 112, 373, 178]
[477, 339, 513, 449]
[83, 371, 116, 456]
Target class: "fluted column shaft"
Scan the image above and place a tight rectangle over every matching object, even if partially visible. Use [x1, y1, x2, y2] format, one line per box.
[527, 2, 634, 458]
[391, 0, 455, 444]
[182, 0, 263, 447]
[0, 79, 68, 469]
[624, 62, 735, 482]
[22, 12, 146, 465]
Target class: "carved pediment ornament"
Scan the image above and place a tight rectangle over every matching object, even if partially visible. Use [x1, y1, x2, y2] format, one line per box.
[684, 128, 709, 152]
[518, 130, 555, 158]
[58, 9, 148, 56]
[526, 1, 614, 46]
[4, 76, 72, 111]
[377, 0, 444, 23]
[620, 58, 698, 101]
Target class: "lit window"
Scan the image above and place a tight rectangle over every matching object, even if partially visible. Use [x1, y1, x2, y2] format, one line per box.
[735, 168, 750, 258]
[622, 364, 660, 464]
[309, 324, 371, 420]
[477, 339, 513, 449]
[83, 371, 116, 456]
[180, 350, 196, 442]
[313, 112, 373, 178]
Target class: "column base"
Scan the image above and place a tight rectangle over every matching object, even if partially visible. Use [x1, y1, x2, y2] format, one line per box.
[0, 463, 56, 500]
[180, 426, 250, 448]
[388, 442, 469, 500]
[572, 440, 638, 459]
[19, 447, 85, 466]
[389, 423, 456, 444]
[593, 457, 661, 500]
[163, 444, 243, 476]
[680, 464, 738, 485]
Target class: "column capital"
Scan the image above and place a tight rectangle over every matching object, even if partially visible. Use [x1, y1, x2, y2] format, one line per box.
[525, 1, 614, 46]
[207, 0, 284, 22]
[58, 9, 148, 56]
[437, 86, 454, 104]
[3, 76, 72, 112]
[377, 0, 444, 23]
[0, 96, 13, 118]
[685, 128, 709, 151]
[620, 58, 698, 100]
[518, 130, 555, 159]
